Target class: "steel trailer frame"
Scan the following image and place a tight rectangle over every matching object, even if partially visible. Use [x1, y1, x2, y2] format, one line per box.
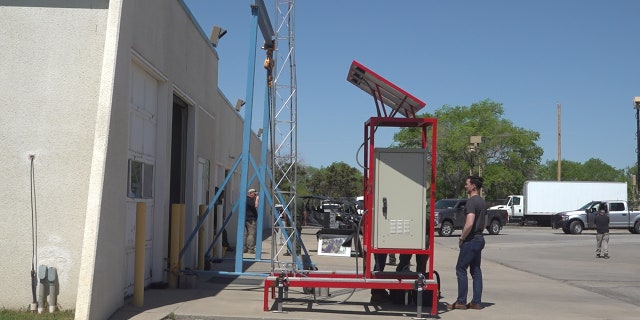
[264, 116, 439, 316]
[264, 60, 439, 316]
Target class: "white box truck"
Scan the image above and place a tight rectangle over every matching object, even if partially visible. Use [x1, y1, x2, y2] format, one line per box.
[489, 181, 628, 226]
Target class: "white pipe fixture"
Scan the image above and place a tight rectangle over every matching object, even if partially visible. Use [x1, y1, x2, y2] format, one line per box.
[47, 267, 57, 313]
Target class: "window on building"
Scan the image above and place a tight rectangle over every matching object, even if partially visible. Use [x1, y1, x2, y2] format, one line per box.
[128, 159, 154, 199]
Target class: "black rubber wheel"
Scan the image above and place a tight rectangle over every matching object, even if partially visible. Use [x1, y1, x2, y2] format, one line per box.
[487, 219, 501, 235]
[569, 220, 583, 235]
[438, 221, 454, 237]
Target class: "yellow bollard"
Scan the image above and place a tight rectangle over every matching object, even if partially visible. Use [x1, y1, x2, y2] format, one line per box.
[169, 204, 181, 289]
[198, 205, 206, 270]
[179, 204, 185, 271]
[133, 202, 146, 307]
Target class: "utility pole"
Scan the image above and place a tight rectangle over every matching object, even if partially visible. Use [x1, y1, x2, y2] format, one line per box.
[634, 97, 640, 197]
[557, 103, 561, 181]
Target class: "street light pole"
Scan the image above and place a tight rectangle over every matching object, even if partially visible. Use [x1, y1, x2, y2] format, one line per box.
[557, 103, 561, 181]
[469, 136, 482, 196]
[469, 136, 482, 175]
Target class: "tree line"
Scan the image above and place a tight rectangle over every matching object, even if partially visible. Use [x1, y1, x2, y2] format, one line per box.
[287, 99, 635, 203]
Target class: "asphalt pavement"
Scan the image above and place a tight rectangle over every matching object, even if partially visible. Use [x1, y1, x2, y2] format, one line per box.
[109, 225, 640, 320]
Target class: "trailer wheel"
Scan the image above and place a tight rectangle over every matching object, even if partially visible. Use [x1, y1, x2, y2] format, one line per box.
[569, 220, 583, 235]
[439, 221, 454, 237]
[487, 219, 501, 235]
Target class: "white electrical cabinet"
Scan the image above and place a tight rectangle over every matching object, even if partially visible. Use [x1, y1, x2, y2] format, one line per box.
[373, 148, 428, 249]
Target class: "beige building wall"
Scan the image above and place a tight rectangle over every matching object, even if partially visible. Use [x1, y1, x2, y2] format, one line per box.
[0, 0, 268, 319]
[0, 0, 111, 313]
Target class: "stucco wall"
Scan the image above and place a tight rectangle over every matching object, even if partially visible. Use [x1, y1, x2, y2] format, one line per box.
[1, 0, 268, 318]
[0, 0, 109, 312]
[80, 0, 266, 319]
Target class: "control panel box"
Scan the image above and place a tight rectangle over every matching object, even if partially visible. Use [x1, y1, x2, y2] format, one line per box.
[373, 148, 428, 249]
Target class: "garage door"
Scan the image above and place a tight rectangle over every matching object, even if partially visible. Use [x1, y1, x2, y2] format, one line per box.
[124, 63, 158, 296]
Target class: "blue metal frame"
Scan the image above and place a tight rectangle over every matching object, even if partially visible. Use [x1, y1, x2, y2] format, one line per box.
[180, 0, 312, 277]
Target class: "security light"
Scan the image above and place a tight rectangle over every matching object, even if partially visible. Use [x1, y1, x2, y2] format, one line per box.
[209, 25, 227, 47]
[235, 99, 245, 111]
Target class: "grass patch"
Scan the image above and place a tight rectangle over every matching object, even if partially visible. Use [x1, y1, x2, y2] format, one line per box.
[0, 308, 74, 319]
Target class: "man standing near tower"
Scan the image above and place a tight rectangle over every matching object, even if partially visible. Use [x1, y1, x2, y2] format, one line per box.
[445, 175, 487, 310]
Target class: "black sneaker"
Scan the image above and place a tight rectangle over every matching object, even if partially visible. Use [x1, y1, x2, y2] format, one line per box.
[396, 264, 411, 272]
[596, 254, 601, 258]
[370, 290, 390, 304]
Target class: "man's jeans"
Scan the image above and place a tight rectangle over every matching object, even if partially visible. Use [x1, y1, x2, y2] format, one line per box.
[596, 232, 609, 255]
[456, 235, 485, 304]
[244, 219, 257, 250]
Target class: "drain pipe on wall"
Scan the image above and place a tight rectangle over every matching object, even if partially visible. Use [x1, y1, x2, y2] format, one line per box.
[37, 265, 47, 313]
[47, 266, 57, 313]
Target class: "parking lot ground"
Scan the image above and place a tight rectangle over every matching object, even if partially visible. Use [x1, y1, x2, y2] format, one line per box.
[110, 226, 640, 320]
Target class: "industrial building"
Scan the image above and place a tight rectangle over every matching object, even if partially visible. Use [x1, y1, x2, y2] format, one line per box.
[0, 1, 265, 319]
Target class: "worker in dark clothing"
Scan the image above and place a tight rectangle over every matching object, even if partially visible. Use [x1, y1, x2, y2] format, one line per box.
[445, 175, 486, 311]
[595, 203, 610, 259]
[244, 188, 259, 254]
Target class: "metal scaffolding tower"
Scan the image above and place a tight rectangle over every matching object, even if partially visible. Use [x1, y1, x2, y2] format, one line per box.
[269, 0, 306, 271]
[181, 0, 310, 277]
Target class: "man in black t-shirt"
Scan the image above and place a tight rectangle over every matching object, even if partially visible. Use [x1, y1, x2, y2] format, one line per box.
[595, 203, 610, 259]
[445, 176, 486, 311]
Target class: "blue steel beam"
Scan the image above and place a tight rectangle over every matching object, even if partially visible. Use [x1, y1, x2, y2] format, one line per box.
[234, 3, 261, 273]
[181, 0, 312, 276]
[255, 0, 275, 48]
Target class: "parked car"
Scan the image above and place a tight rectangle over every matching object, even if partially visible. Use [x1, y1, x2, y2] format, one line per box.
[551, 200, 640, 234]
[433, 198, 508, 237]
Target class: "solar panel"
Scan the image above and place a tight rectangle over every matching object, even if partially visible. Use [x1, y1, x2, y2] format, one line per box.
[347, 60, 426, 118]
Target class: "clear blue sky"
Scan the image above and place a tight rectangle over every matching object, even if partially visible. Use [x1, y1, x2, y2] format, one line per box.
[184, 0, 640, 171]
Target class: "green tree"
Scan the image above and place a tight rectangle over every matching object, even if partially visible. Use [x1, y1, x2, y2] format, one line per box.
[536, 158, 626, 181]
[307, 162, 363, 198]
[271, 161, 314, 203]
[625, 165, 639, 209]
[393, 99, 543, 200]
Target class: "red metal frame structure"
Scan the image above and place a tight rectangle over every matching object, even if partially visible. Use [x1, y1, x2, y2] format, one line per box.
[362, 117, 438, 276]
[263, 61, 439, 316]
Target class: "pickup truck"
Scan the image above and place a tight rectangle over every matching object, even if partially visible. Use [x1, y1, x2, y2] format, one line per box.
[433, 198, 509, 237]
[551, 200, 640, 235]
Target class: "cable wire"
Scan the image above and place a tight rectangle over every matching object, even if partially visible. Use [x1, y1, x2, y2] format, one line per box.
[30, 156, 38, 305]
